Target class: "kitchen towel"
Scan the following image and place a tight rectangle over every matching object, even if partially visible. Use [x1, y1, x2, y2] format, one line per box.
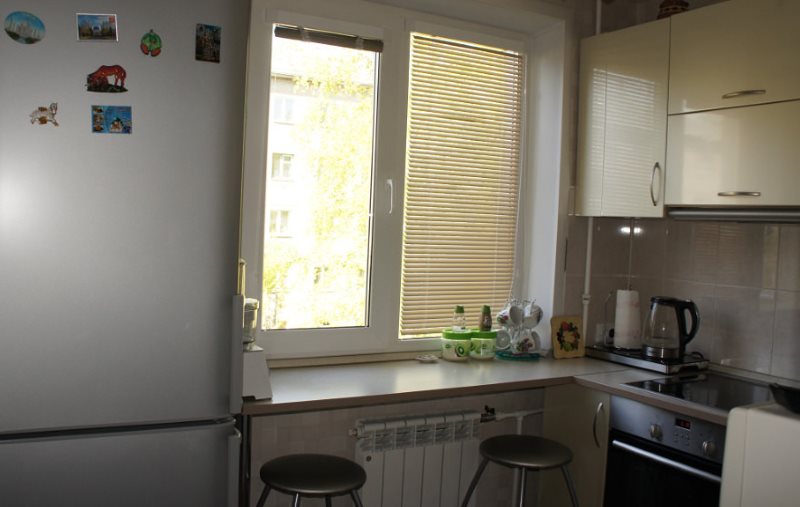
[614, 289, 641, 349]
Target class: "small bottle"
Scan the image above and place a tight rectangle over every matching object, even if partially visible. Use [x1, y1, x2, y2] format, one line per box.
[453, 305, 467, 332]
[479, 305, 492, 332]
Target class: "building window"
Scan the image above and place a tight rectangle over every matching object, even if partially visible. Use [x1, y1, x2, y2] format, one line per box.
[271, 153, 294, 179]
[272, 95, 296, 123]
[269, 210, 292, 236]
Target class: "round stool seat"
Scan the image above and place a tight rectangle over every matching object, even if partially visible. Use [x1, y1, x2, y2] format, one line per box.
[480, 435, 573, 470]
[259, 454, 366, 497]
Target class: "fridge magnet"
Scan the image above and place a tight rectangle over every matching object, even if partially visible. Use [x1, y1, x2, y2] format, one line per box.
[140, 29, 162, 57]
[76, 13, 118, 41]
[91, 105, 131, 134]
[195, 24, 221, 63]
[86, 65, 127, 93]
[29, 103, 59, 127]
[550, 315, 585, 359]
[4, 11, 45, 44]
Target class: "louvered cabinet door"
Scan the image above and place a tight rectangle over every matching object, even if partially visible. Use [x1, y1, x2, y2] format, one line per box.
[575, 19, 669, 218]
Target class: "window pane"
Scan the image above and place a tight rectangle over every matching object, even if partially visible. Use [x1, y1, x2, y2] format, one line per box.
[262, 27, 378, 331]
[400, 33, 524, 338]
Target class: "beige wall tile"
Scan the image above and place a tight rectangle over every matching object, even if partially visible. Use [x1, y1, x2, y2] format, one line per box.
[771, 291, 800, 380]
[712, 287, 776, 374]
[631, 218, 667, 279]
[565, 216, 589, 276]
[664, 220, 719, 284]
[590, 218, 634, 276]
[778, 225, 800, 291]
[716, 223, 779, 288]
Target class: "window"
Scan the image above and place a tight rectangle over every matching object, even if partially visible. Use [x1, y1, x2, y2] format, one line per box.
[272, 95, 296, 123]
[399, 33, 524, 338]
[262, 24, 380, 331]
[269, 210, 291, 236]
[271, 153, 294, 179]
[241, 0, 530, 358]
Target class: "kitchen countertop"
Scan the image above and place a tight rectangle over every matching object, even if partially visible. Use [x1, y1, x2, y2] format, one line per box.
[243, 356, 769, 425]
[243, 357, 629, 416]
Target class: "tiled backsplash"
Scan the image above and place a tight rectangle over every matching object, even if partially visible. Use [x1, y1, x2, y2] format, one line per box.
[564, 216, 800, 381]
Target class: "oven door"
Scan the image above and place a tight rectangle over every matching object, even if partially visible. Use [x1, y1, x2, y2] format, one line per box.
[604, 429, 722, 507]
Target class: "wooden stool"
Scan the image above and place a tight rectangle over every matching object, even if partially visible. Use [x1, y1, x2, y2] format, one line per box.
[255, 454, 366, 507]
[460, 434, 579, 507]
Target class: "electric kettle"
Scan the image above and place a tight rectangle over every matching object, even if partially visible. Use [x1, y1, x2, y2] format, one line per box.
[642, 296, 699, 360]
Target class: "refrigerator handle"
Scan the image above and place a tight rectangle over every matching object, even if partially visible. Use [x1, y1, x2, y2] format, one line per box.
[230, 295, 244, 414]
[228, 427, 242, 507]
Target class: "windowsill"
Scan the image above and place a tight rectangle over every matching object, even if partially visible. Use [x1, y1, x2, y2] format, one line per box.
[243, 356, 631, 416]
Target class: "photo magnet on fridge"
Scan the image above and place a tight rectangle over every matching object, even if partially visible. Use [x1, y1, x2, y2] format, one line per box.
[91, 105, 131, 134]
[4, 11, 45, 44]
[30, 103, 59, 127]
[140, 29, 162, 57]
[86, 65, 128, 93]
[195, 24, 221, 63]
[76, 14, 118, 41]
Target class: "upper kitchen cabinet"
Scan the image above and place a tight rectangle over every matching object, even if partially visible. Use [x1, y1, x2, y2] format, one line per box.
[669, 0, 800, 114]
[575, 19, 669, 218]
[666, 99, 800, 207]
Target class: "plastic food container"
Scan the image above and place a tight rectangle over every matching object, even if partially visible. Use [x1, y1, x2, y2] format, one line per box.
[470, 330, 497, 360]
[441, 329, 472, 361]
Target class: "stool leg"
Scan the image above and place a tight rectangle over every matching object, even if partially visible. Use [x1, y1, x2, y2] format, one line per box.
[561, 465, 579, 507]
[517, 468, 527, 507]
[292, 493, 301, 507]
[325, 497, 332, 507]
[350, 490, 364, 507]
[255, 485, 271, 507]
[460, 457, 490, 507]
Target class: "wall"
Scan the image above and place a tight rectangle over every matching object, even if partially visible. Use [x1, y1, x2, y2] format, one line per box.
[249, 390, 544, 506]
[563, 216, 800, 381]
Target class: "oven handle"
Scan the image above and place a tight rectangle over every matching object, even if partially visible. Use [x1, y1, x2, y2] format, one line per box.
[611, 439, 722, 484]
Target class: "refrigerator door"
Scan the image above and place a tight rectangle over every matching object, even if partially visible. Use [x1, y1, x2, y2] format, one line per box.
[0, 420, 239, 507]
[0, 0, 248, 433]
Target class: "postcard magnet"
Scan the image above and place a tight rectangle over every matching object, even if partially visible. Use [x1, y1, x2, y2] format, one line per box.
[92, 105, 131, 134]
[86, 65, 128, 93]
[30, 103, 59, 126]
[140, 29, 162, 57]
[5, 11, 45, 44]
[77, 14, 118, 41]
[195, 24, 221, 63]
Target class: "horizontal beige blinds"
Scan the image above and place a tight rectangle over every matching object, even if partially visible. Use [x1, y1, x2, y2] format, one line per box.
[400, 33, 524, 338]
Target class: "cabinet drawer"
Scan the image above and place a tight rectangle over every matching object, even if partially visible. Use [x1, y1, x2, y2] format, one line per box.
[669, 0, 800, 114]
[665, 100, 800, 206]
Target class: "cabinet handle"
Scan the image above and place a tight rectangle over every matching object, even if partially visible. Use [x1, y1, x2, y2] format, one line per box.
[592, 401, 604, 448]
[721, 89, 766, 100]
[717, 191, 761, 197]
[650, 162, 661, 206]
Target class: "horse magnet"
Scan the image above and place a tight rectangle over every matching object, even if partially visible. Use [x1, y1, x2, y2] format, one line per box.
[30, 103, 59, 127]
[86, 64, 127, 93]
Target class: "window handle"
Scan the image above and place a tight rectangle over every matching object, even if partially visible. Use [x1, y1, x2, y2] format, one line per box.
[386, 178, 394, 214]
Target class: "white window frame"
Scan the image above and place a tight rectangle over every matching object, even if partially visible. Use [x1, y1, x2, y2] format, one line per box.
[268, 209, 292, 236]
[240, 0, 563, 360]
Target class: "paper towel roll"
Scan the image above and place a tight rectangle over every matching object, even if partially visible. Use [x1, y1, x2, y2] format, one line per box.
[614, 289, 641, 349]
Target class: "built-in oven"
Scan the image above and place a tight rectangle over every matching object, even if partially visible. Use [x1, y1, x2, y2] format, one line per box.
[604, 396, 725, 506]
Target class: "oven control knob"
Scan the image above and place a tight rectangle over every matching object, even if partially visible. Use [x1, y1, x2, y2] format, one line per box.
[702, 440, 716, 457]
[649, 424, 663, 440]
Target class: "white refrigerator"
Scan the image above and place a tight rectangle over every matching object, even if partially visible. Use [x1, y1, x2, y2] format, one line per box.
[0, 0, 248, 505]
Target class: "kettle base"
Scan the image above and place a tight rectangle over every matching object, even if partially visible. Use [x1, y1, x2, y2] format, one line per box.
[643, 345, 681, 361]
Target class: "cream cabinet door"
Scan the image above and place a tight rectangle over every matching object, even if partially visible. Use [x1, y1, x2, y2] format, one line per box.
[666, 100, 800, 206]
[540, 384, 610, 507]
[575, 19, 668, 217]
[669, 0, 800, 114]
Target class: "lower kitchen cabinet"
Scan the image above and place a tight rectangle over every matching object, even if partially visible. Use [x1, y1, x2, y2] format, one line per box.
[539, 384, 609, 507]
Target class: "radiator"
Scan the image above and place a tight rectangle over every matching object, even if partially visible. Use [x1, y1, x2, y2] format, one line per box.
[354, 411, 481, 507]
